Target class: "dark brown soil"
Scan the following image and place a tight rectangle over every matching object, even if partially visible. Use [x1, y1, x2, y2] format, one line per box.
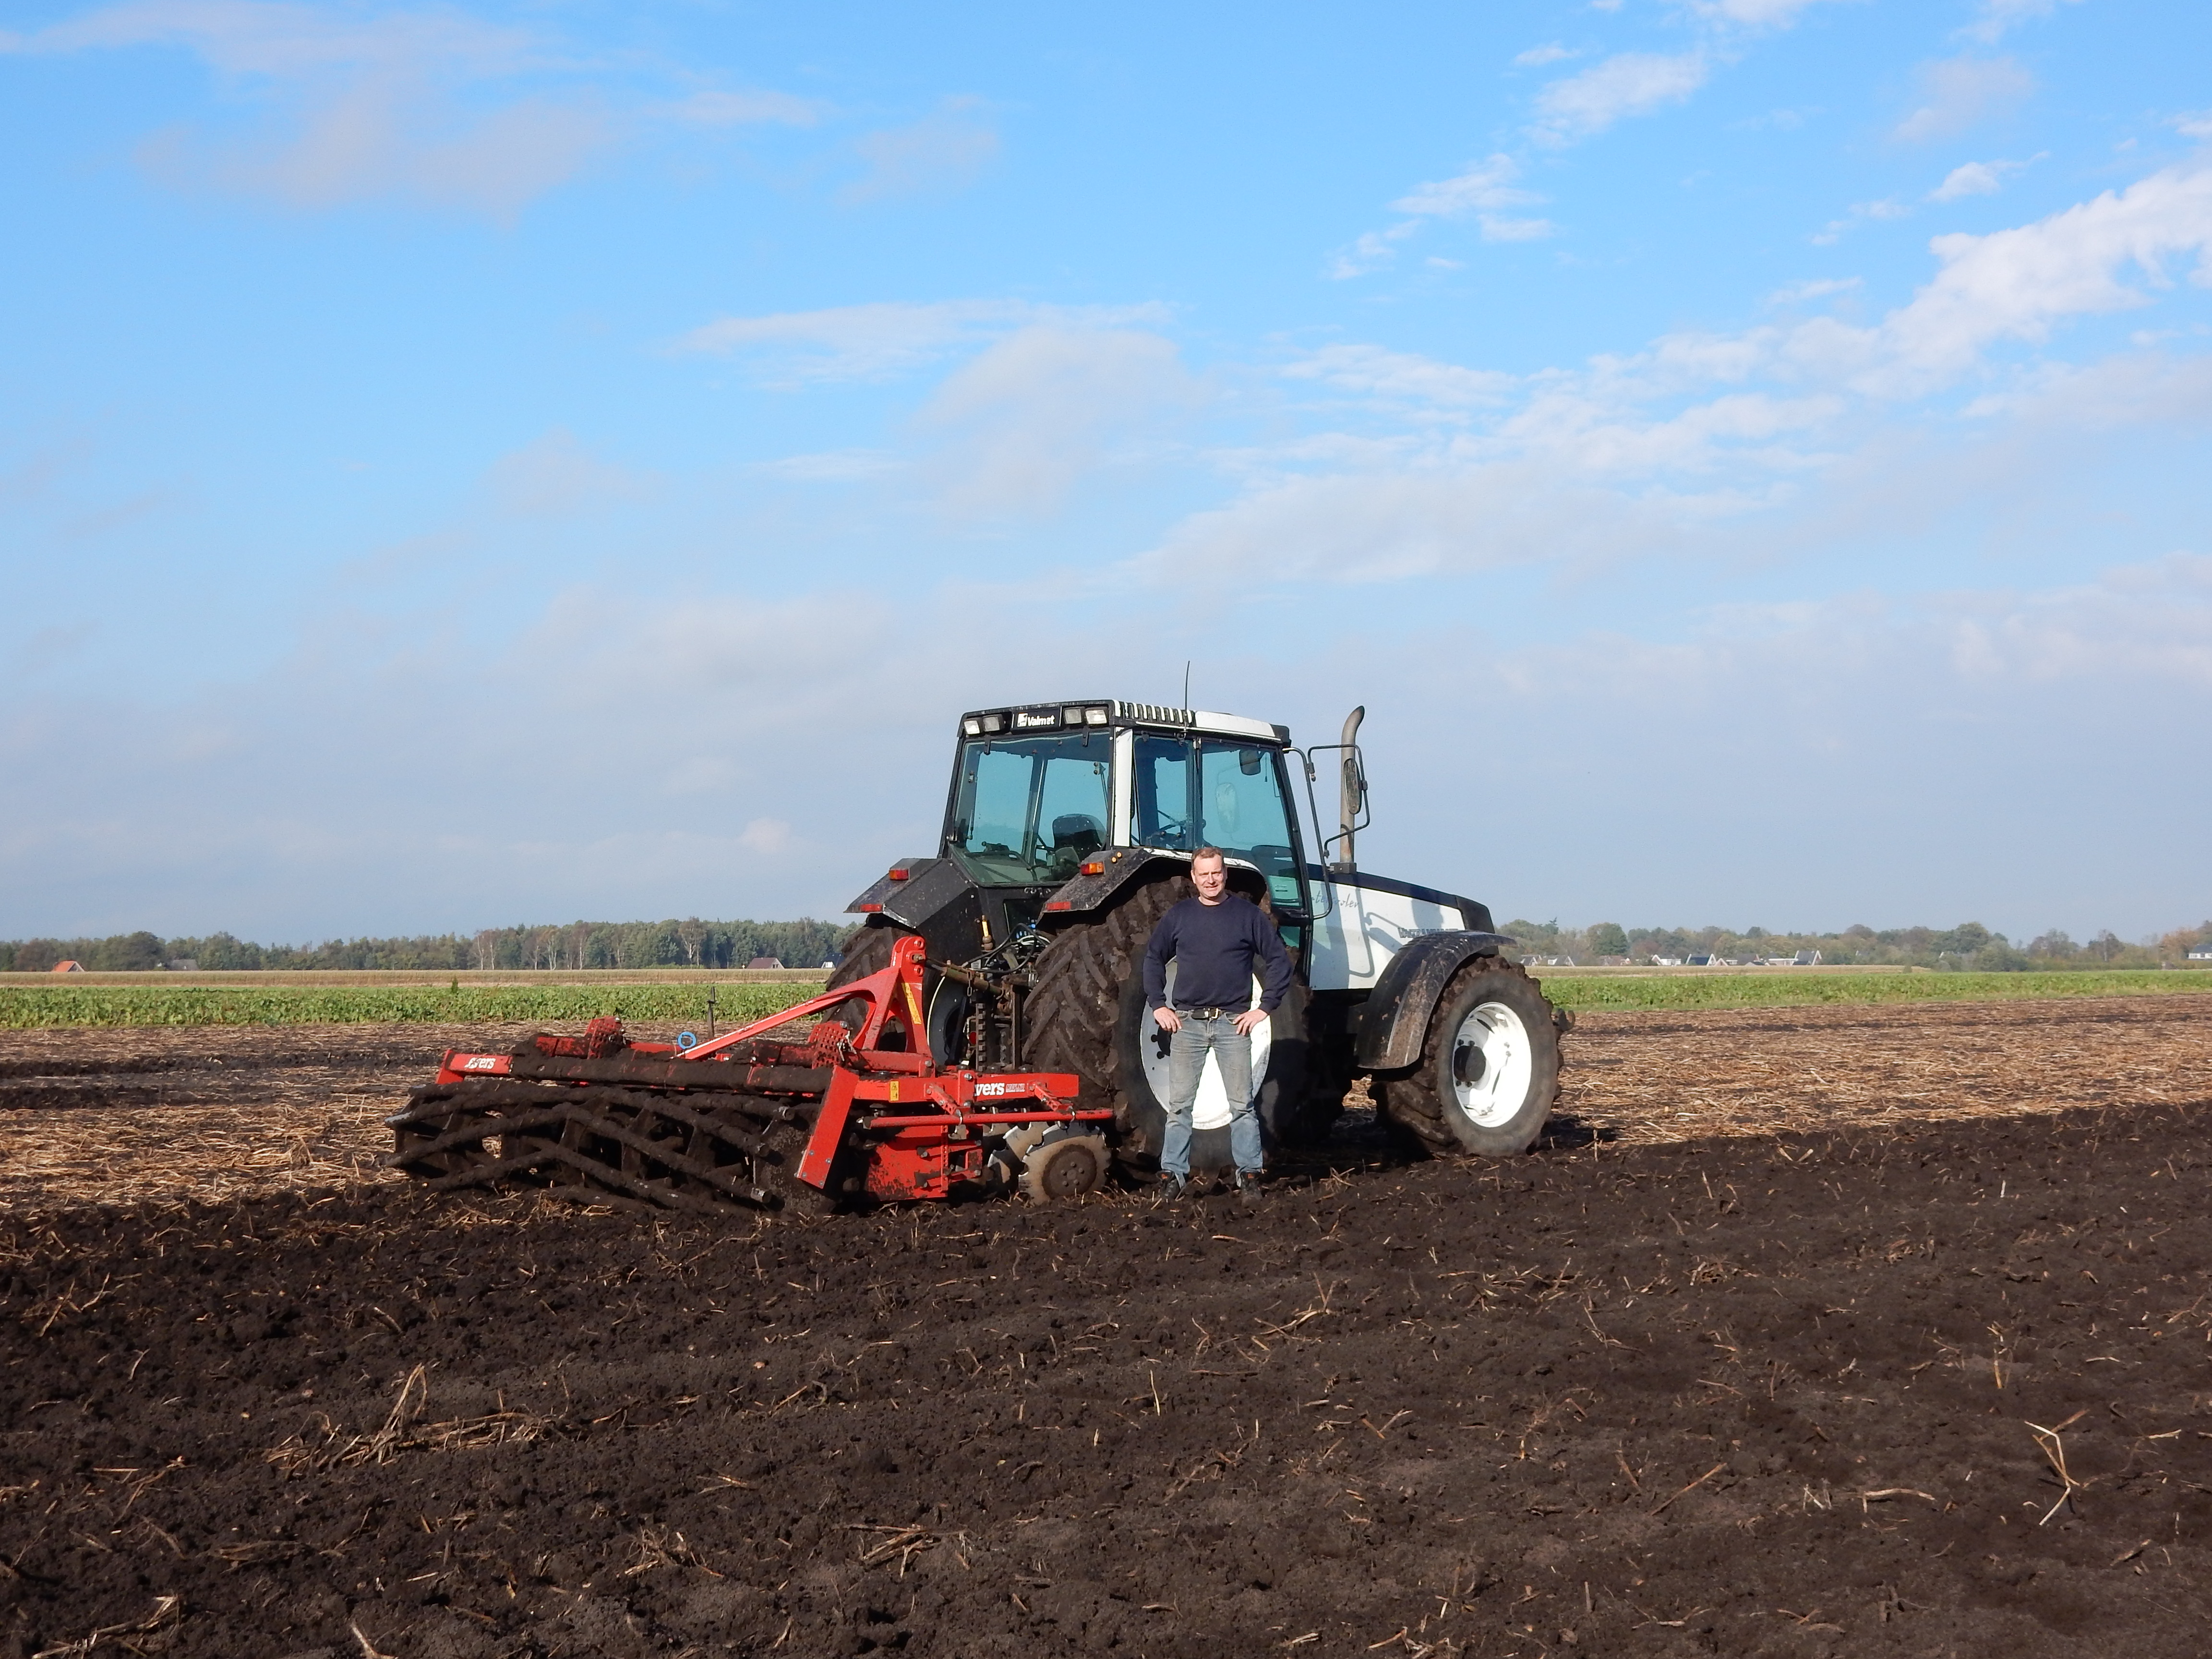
[7, 1071, 2212, 1656]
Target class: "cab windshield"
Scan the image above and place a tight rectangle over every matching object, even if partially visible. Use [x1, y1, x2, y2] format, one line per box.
[948, 733, 1113, 885]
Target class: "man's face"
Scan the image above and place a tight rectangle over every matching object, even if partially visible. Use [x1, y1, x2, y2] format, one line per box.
[1191, 855, 1227, 902]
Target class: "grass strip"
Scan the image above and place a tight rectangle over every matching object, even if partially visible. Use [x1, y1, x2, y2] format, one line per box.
[0, 981, 824, 1030]
[1533, 969, 2209, 1013]
[2, 968, 2203, 1029]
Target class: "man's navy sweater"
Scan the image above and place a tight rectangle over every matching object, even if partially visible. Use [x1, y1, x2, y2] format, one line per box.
[1142, 895, 1294, 1015]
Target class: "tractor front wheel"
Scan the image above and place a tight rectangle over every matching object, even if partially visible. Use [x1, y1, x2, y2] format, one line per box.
[1375, 960, 1558, 1157]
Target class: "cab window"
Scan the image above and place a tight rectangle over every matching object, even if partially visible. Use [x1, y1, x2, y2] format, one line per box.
[1198, 741, 1302, 910]
[950, 733, 1111, 883]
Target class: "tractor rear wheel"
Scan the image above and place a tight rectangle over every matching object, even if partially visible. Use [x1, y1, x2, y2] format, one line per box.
[1375, 959, 1558, 1157]
[824, 922, 919, 1047]
[1025, 874, 1310, 1175]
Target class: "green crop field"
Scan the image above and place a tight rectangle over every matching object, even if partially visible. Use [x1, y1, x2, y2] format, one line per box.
[1532, 967, 2208, 1013]
[0, 965, 2203, 1029]
[0, 980, 824, 1031]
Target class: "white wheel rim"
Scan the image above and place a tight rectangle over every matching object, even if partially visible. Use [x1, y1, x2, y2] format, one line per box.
[1452, 1000, 1533, 1129]
[1138, 962, 1271, 1132]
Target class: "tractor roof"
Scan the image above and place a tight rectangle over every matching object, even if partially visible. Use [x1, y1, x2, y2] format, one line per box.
[957, 699, 1290, 745]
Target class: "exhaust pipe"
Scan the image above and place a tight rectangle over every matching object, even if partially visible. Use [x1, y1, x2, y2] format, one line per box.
[1334, 706, 1365, 874]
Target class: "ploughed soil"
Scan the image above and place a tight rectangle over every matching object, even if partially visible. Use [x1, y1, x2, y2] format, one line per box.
[3, 997, 2212, 1656]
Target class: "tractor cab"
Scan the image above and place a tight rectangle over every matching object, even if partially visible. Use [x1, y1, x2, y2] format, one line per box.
[941, 700, 1311, 923]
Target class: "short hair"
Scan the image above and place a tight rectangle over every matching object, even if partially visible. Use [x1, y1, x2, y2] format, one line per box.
[1191, 846, 1226, 866]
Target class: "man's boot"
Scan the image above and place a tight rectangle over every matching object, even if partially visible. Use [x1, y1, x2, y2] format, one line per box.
[1236, 1171, 1262, 1209]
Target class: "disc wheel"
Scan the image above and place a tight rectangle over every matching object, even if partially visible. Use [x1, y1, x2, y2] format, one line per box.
[1019, 1134, 1106, 1203]
[1375, 959, 1559, 1157]
[1025, 873, 1310, 1175]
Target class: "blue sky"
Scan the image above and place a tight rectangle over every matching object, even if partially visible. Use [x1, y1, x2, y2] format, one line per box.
[3, 0, 2209, 943]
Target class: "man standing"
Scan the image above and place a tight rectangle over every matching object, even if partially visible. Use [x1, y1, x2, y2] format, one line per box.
[1142, 847, 1295, 1205]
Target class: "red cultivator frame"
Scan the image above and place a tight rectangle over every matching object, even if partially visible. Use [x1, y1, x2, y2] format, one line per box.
[386, 937, 1113, 1214]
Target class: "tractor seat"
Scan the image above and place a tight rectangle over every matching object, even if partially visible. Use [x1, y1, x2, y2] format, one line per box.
[1052, 814, 1106, 855]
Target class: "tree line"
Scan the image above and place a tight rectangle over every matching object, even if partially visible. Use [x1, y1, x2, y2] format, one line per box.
[0, 918, 863, 974]
[7, 914, 2208, 975]
[1499, 918, 2212, 971]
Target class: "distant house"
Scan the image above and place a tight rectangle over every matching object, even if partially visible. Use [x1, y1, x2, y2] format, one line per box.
[1685, 953, 1713, 966]
[2190, 948, 2212, 962]
[1651, 956, 1684, 967]
[164, 959, 199, 973]
[821, 959, 840, 971]
[1534, 955, 1575, 967]
[1794, 949, 1822, 966]
[746, 956, 785, 971]
[51, 960, 84, 974]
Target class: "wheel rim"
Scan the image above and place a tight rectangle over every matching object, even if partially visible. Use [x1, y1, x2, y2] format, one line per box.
[1451, 999, 1534, 1128]
[1043, 1142, 1100, 1198]
[1136, 962, 1272, 1131]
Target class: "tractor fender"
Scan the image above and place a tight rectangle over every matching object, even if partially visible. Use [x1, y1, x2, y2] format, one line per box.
[1039, 847, 1193, 916]
[1352, 931, 1517, 1071]
[847, 856, 966, 929]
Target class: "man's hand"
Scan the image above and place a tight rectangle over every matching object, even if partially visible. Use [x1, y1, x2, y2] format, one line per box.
[1233, 1008, 1268, 1036]
[1153, 1006, 1183, 1034]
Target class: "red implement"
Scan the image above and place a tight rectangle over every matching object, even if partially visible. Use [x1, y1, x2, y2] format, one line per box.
[394, 935, 1111, 1212]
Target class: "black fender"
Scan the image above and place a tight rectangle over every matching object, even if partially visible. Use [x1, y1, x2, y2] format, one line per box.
[1040, 847, 1196, 917]
[846, 855, 965, 928]
[1351, 931, 1517, 1071]
[843, 856, 988, 970]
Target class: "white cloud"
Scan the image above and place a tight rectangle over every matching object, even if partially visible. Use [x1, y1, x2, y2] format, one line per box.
[1392, 154, 1536, 218]
[1384, 154, 1555, 246]
[1514, 43, 1576, 67]
[749, 450, 901, 482]
[917, 327, 1201, 518]
[1333, 155, 1554, 276]
[1139, 464, 1679, 586]
[1479, 215, 1557, 242]
[1151, 160, 2212, 590]
[486, 430, 652, 517]
[657, 89, 823, 127]
[736, 817, 794, 855]
[1871, 160, 2212, 389]
[1766, 276, 1862, 305]
[1283, 345, 1517, 409]
[1810, 198, 1911, 245]
[135, 85, 610, 216]
[1894, 56, 2034, 144]
[7, 1, 606, 214]
[1961, 0, 2085, 46]
[674, 299, 1171, 383]
[5, 1, 823, 216]
[1931, 157, 2023, 201]
[842, 102, 999, 204]
[2176, 111, 2212, 141]
[0, 1, 538, 77]
[1688, 0, 1849, 26]
[1532, 51, 1708, 144]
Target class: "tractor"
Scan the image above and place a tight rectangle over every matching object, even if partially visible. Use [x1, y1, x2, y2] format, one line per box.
[388, 699, 1564, 1211]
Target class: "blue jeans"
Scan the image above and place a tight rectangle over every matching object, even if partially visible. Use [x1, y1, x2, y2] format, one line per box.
[1160, 1011, 1262, 1179]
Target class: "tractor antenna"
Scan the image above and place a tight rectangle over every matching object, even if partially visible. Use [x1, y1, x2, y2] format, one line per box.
[1182, 661, 1191, 711]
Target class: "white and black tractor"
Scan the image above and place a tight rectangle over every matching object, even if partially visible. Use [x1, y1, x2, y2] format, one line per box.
[832, 699, 1566, 1175]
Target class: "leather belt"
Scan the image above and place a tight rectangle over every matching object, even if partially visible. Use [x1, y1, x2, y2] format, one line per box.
[1175, 1005, 1247, 1021]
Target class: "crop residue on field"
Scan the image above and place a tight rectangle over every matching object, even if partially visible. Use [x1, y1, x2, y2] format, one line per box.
[3, 995, 2209, 1212]
[4, 1097, 2212, 1657]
